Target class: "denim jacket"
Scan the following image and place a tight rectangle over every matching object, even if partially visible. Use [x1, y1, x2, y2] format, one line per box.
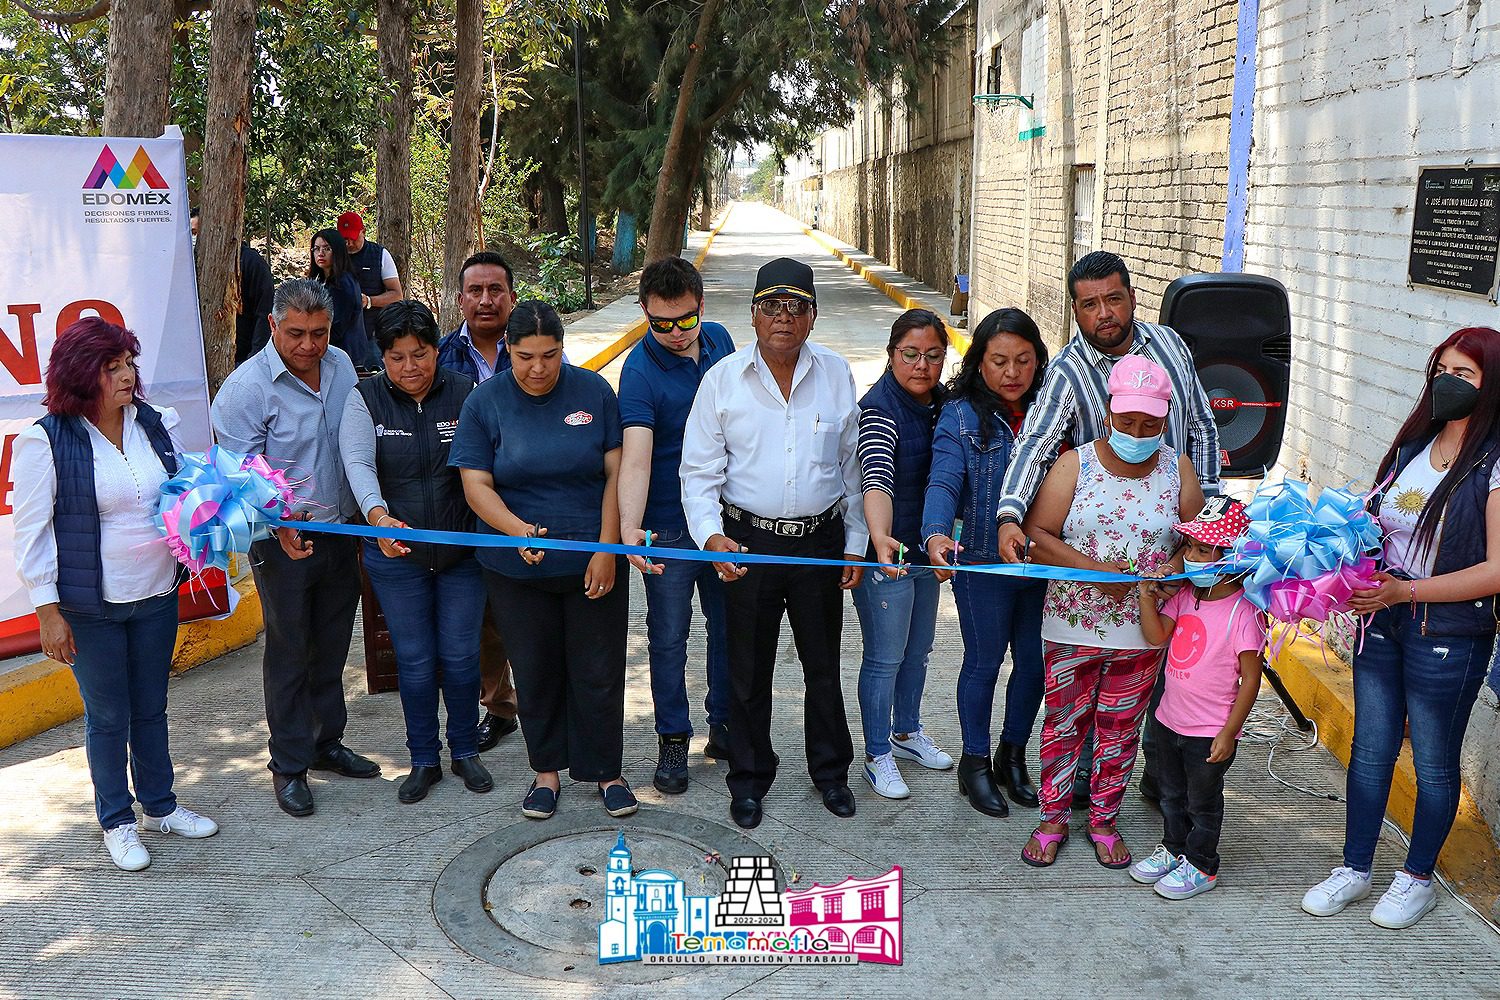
[921, 398, 1015, 563]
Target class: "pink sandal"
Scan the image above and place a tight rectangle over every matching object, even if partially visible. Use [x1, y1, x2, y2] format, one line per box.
[1021, 827, 1069, 868]
[1087, 828, 1132, 869]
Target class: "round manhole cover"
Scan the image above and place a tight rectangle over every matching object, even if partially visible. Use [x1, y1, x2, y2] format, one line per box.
[434, 806, 781, 985]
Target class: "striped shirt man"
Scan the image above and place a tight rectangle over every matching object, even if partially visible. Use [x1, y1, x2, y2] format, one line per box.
[995, 319, 1221, 524]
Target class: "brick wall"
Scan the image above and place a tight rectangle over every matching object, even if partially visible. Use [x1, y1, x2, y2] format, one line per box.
[969, 0, 1238, 349]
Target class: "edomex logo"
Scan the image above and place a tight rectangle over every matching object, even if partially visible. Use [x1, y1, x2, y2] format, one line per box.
[82, 145, 172, 205]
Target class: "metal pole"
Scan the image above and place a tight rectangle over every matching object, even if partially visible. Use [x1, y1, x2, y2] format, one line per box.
[573, 19, 594, 310]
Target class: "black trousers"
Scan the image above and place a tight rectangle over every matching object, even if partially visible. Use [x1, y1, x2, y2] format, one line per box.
[484, 564, 628, 782]
[722, 515, 854, 801]
[250, 534, 361, 776]
[1152, 716, 1236, 875]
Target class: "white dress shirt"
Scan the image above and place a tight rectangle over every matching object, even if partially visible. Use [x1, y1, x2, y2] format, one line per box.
[681, 340, 868, 555]
[12, 405, 184, 607]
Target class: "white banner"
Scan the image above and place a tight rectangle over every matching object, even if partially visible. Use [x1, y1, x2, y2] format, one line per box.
[0, 131, 211, 642]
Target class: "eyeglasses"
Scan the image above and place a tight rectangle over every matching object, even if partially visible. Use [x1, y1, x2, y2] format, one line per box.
[646, 311, 701, 334]
[754, 298, 812, 318]
[896, 348, 946, 367]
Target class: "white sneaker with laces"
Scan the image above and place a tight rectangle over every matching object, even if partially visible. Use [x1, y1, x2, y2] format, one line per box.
[889, 728, 954, 770]
[864, 753, 911, 799]
[1129, 845, 1182, 884]
[103, 823, 151, 871]
[1370, 871, 1438, 929]
[145, 806, 219, 839]
[1301, 865, 1373, 916]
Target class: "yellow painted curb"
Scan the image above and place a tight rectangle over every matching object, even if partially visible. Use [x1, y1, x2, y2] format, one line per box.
[0, 577, 264, 751]
[1272, 635, 1500, 912]
[800, 225, 971, 356]
[580, 203, 737, 373]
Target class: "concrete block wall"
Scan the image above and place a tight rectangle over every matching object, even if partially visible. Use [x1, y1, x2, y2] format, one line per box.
[1243, 0, 1500, 847]
[969, 0, 1238, 347]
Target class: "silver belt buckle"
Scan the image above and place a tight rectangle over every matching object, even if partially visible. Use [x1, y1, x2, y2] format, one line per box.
[777, 519, 804, 537]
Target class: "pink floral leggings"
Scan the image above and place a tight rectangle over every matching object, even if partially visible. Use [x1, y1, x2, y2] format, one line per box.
[1038, 641, 1162, 827]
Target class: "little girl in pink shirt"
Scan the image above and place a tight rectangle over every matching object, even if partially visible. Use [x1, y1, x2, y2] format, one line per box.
[1132, 496, 1266, 899]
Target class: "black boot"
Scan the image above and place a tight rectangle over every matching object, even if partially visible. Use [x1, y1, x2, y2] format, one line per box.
[993, 742, 1039, 809]
[956, 753, 1009, 817]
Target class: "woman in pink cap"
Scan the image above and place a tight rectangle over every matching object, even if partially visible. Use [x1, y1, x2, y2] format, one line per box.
[1018, 355, 1203, 868]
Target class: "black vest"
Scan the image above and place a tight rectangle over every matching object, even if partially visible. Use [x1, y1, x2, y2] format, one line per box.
[349, 239, 388, 336]
[859, 370, 942, 564]
[1386, 431, 1500, 636]
[355, 367, 476, 572]
[40, 406, 178, 614]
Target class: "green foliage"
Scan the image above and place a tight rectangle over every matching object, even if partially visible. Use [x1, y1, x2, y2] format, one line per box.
[0, 3, 106, 134]
[745, 156, 779, 202]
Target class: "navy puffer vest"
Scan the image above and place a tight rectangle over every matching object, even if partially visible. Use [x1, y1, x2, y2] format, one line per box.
[356, 367, 476, 572]
[40, 405, 178, 615]
[860, 370, 943, 565]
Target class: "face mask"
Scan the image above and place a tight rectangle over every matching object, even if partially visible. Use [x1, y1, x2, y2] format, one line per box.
[1108, 425, 1161, 463]
[1432, 372, 1479, 422]
[1183, 560, 1222, 588]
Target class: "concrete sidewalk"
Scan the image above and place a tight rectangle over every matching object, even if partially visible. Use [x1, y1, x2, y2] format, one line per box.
[3, 203, 1500, 999]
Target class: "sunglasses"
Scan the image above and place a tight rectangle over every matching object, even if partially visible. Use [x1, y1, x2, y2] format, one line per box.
[896, 348, 946, 366]
[754, 298, 812, 318]
[646, 311, 701, 334]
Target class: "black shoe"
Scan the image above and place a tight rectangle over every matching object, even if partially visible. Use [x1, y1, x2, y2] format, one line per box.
[1139, 770, 1162, 807]
[601, 781, 639, 817]
[704, 723, 731, 761]
[730, 797, 762, 829]
[956, 753, 1009, 817]
[654, 734, 690, 794]
[477, 712, 518, 753]
[273, 773, 314, 817]
[993, 742, 1039, 809]
[522, 781, 558, 819]
[398, 765, 443, 803]
[821, 784, 856, 818]
[311, 744, 381, 779]
[451, 756, 494, 793]
[1072, 780, 1092, 812]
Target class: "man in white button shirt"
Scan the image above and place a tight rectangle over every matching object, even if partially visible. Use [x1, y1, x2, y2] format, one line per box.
[681, 257, 868, 829]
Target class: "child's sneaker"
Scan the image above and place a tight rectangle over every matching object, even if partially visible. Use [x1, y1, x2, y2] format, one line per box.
[1154, 859, 1216, 899]
[1301, 866, 1373, 916]
[1369, 871, 1438, 929]
[1129, 845, 1182, 884]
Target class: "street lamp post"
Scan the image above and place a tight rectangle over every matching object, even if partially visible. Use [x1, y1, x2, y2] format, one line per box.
[573, 19, 594, 310]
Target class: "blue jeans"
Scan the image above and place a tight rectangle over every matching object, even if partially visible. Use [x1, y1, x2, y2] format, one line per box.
[62, 592, 181, 830]
[1344, 607, 1494, 877]
[954, 570, 1046, 756]
[853, 567, 940, 759]
[641, 529, 730, 736]
[363, 542, 484, 766]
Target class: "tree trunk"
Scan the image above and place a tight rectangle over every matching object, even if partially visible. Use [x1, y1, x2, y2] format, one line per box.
[697, 164, 712, 230]
[376, 0, 414, 283]
[643, 0, 725, 263]
[540, 165, 569, 237]
[196, 0, 256, 397]
[440, 0, 484, 332]
[102, 0, 174, 136]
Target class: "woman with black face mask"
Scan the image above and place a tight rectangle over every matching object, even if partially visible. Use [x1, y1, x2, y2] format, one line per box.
[1302, 326, 1500, 931]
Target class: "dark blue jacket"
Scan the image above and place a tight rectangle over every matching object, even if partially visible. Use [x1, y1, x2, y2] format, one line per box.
[1386, 432, 1500, 636]
[922, 397, 1031, 571]
[860, 371, 941, 564]
[437, 327, 510, 383]
[40, 406, 178, 615]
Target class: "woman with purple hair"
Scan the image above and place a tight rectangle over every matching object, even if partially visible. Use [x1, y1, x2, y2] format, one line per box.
[11, 317, 219, 871]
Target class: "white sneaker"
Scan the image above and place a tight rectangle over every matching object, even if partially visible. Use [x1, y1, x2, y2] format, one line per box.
[103, 823, 151, 871]
[1129, 845, 1183, 884]
[1301, 865, 1373, 916]
[145, 806, 219, 839]
[889, 728, 954, 770]
[1370, 871, 1439, 929]
[863, 753, 911, 799]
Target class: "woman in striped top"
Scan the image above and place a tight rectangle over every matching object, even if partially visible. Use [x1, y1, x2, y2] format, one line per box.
[852, 308, 954, 800]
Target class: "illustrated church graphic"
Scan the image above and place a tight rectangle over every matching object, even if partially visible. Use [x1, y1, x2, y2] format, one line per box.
[597, 831, 749, 963]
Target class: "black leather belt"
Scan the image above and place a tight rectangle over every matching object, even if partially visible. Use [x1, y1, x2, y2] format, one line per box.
[723, 502, 839, 537]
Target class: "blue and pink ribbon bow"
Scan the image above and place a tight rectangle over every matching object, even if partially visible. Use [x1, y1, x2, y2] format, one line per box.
[157, 446, 297, 575]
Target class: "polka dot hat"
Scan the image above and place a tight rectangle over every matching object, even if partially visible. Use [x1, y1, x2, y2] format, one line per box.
[1175, 495, 1249, 548]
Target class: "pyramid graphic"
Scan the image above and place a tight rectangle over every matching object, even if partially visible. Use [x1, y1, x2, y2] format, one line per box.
[715, 855, 783, 926]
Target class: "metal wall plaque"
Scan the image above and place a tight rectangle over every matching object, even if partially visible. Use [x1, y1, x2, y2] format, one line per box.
[1407, 165, 1500, 301]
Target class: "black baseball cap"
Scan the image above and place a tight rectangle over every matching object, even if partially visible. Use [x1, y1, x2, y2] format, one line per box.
[753, 257, 816, 304]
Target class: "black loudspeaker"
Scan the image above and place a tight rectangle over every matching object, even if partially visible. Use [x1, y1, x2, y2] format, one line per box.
[1159, 273, 1292, 478]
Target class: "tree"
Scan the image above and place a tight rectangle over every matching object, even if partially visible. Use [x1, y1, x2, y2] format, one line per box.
[196, 0, 257, 395]
[439, 0, 483, 331]
[102, 0, 174, 135]
[375, 0, 414, 281]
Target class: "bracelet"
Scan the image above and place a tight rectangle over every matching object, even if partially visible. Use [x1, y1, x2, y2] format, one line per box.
[1409, 580, 1418, 614]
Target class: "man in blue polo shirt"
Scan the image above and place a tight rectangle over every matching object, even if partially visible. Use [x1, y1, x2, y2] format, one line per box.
[618, 256, 735, 794]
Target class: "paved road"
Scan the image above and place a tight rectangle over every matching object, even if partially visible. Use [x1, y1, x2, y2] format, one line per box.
[3, 203, 1499, 999]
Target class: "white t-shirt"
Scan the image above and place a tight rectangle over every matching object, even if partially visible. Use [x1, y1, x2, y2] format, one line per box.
[379, 247, 398, 281]
[1381, 439, 1500, 578]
